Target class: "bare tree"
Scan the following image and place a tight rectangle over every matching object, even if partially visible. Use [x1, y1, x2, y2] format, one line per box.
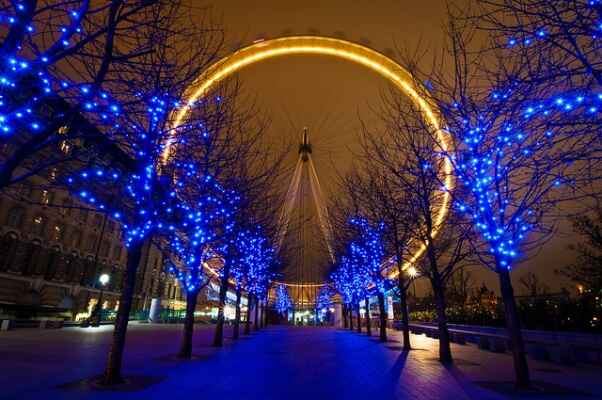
[0, 0, 166, 190]
[413, 5, 602, 386]
[204, 100, 288, 347]
[328, 173, 369, 331]
[341, 143, 424, 349]
[359, 93, 474, 363]
[63, 2, 225, 384]
[470, 0, 602, 87]
[559, 208, 602, 294]
[160, 95, 250, 358]
[446, 266, 475, 307]
[518, 272, 548, 297]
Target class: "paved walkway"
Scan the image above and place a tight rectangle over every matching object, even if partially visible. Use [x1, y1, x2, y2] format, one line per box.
[0, 324, 600, 399]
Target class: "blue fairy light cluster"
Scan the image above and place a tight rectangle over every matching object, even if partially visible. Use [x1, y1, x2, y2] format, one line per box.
[166, 177, 238, 293]
[331, 217, 387, 306]
[445, 3, 602, 271]
[229, 227, 276, 301]
[2, 2, 282, 315]
[504, 0, 601, 48]
[274, 284, 292, 314]
[0, 2, 124, 136]
[315, 285, 334, 311]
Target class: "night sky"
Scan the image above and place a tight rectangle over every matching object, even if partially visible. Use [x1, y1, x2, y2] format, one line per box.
[208, 0, 577, 295]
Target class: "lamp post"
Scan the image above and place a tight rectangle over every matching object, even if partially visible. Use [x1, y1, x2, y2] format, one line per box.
[91, 273, 110, 327]
[407, 267, 418, 298]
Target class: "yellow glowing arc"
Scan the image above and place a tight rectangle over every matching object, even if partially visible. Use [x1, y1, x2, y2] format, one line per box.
[168, 36, 453, 282]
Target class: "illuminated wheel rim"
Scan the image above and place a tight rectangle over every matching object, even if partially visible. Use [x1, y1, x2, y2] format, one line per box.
[168, 36, 453, 283]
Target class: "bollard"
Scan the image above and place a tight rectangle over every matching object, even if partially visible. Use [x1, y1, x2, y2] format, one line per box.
[1, 320, 12, 331]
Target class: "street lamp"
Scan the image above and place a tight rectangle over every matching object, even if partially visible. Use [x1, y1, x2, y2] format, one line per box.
[99, 273, 110, 286]
[407, 267, 418, 297]
[91, 273, 110, 327]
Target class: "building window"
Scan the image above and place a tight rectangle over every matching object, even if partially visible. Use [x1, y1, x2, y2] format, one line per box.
[48, 168, 58, 182]
[6, 207, 25, 228]
[113, 245, 122, 260]
[93, 214, 103, 228]
[79, 208, 88, 223]
[70, 229, 82, 248]
[31, 215, 45, 236]
[61, 198, 72, 216]
[86, 234, 98, 253]
[100, 241, 110, 258]
[51, 224, 64, 241]
[59, 140, 71, 155]
[18, 184, 31, 198]
[40, 190, 52, 205]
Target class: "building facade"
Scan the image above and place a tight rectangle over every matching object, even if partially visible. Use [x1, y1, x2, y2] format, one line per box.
[0, 178, 172, 320]
[0, 96, 245, 323]
[0, 153, 241, 323]
[0, 111, 189, 321]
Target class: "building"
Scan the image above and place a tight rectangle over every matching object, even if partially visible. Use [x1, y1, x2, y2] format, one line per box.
[0, 94, 185, 321]
[0, 92, 248, 324]
[0, 168, 243, 323]
[0, 158, 172, 321]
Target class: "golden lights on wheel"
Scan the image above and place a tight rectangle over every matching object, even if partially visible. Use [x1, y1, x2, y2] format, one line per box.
[168, 36, 453, 284]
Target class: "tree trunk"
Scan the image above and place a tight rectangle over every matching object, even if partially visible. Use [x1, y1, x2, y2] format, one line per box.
[348, 306, 354, 331]
[102, 240, 143, 385]
[244, 293, 252, 335]
[213, 263, 231, 347]
[398, 279, 411, 350]
[499, 267, 530, 388]
[254, 296, 260, 331]
[178, 290, 199, 359]
[355, 303, 362, 333]
[377, 293, 387, 342]
[365, 296, 372, 336]
[343, 304, 348, 329]
[233, 287, 242, 340]
[432, 281, 452, 364]
[263, 296, 269, 327]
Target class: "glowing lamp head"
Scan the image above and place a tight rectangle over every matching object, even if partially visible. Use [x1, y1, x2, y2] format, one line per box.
[407, 266, 418, 278]
[99, 273, 110, 286]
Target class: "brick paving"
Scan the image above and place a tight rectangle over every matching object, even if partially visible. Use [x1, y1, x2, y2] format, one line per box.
[0, 324, 600, 399]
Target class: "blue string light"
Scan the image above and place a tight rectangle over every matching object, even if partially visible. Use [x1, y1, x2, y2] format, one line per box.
[275, 284, 292, 314]
[331, 217, 388, 305]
